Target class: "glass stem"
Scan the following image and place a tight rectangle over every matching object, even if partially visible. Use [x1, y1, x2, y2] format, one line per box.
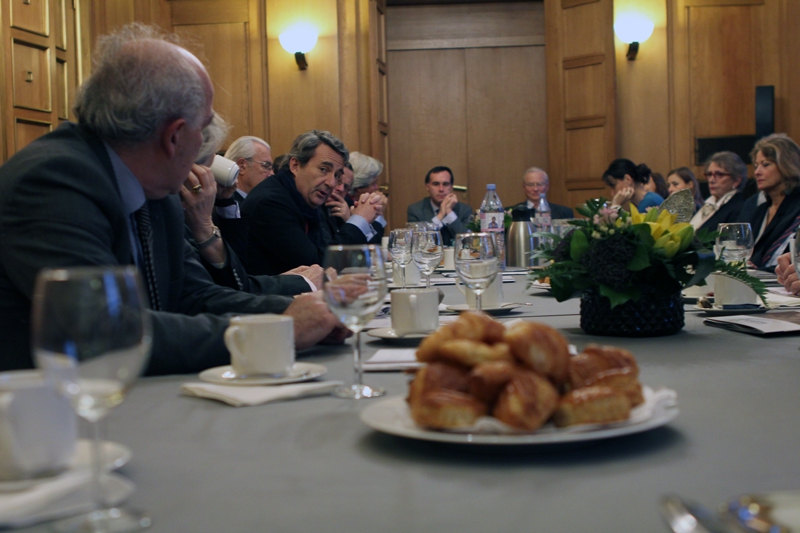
[476, 292, 482, 313]
[426, 273, 431, 289]
[400, 264, 406, 289]
[89, 419, 105, 511]
[353, 330, 363, 386]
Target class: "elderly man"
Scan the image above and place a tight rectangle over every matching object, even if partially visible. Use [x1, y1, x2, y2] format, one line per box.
[0, 24, 341, 375]
[242, 131, 384, 276]
[407, 166, 472, 246]
[511, 167, 574, 219]
[225, 136, 274, 201]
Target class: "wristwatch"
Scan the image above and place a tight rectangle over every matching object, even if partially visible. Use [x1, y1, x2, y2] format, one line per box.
[195, 225, 221, 250]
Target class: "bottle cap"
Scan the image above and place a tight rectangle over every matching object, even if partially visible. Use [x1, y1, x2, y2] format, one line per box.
[486, 184, 496, 190]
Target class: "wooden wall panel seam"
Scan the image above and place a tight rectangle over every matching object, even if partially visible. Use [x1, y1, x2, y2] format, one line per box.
[562, 53, 603, 69]
[565, 115, 606, 129]
[387, 35, 544, 51]
[562, 0, 600, 8]
[684, 0, 763, 6]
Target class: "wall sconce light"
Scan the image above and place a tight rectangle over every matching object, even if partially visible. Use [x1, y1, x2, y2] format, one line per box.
[614, 13, 654, 60]
[279, 23, 318, 70]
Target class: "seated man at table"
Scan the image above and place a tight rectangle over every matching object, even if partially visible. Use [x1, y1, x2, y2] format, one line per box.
[407, 166, 472, 246]
[510, 167, 574, 219]
[242, 131, 384, 275]
[0, 23, 343, 376]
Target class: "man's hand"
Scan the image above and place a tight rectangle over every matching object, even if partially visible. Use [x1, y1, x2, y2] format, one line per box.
[217, 182, 237, 200]
[325, 191, 351, 221]
[282, 265, 324, 291]
[283, 292, 344, 350]
[180, 164, 217, 242]
[439, 193, 458, 218]
[775, 252, 800, 295]
[352, 192, 380, 224]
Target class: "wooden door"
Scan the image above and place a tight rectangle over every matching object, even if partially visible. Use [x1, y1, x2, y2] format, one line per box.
[545, 0, 616, 209]
[1, 0, 82, 160]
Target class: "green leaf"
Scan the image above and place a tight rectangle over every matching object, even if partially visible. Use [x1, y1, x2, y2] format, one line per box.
[598, 284, 640, 308]
[627, 244, 651, 271]
[631, 223, 655, 245]
[569, 230, 589, 261]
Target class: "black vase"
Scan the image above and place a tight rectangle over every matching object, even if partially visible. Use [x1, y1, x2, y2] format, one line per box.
[580, 288, 684, 337]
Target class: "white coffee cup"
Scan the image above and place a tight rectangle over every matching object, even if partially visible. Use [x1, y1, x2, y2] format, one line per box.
[224, 315, 295, 376]
[442, 247, 455, 270]
[456, 275, 504, 309]
[210, 155, 240, 187]
[713, 274, 759, 306]
[0, 371, 77, 480]
[391, 289, 439, 335]
[392, 262, 421, 286]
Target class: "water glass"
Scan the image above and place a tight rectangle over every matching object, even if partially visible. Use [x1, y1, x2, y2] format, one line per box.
[716, 223, 754, 263]
[388, 228, 413, 289]
[412, 229, 443, 289]
[454, 232, 500, 313]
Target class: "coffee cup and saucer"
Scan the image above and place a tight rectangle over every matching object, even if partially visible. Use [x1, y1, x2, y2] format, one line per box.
[368, 289, 440, 343]
[447, 277, 521, 315]
[200, 315, 327, 386]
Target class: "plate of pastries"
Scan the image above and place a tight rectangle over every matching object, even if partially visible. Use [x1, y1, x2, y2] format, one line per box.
[360, 312, 678, 445]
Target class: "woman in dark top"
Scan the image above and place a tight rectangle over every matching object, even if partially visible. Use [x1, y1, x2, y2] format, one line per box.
[603, 159, 663, 211]
[745, 134, 800, 272]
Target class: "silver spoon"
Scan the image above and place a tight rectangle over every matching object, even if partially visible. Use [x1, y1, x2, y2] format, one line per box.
[659, 494, 746, 533]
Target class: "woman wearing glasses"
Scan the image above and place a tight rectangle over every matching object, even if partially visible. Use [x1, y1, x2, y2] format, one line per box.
[741, 134, 800, 271]
[689, 151, 747, 231]
[603, 159, 663, 211]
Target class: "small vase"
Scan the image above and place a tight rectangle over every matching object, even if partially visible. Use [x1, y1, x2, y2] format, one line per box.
[580, 287, 684, 337]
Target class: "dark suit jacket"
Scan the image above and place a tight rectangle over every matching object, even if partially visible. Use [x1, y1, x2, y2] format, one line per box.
[0, 122, 293, 375]
[212, 190, 249, 264]
[746, 188, 800, 271]
[697, 192, 745, 233]
[407, 198, 472, 246]
[510, 201, 574, 220]
[242, 170, 367, 275]
[322, 206, 385, 246]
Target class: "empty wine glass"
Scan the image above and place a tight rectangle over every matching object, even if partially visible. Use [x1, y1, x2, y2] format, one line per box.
[412, 229, 443, 289]
[323, 245, 388, 399]
[32, 266, 152, 532]
[388, 228, 413, 289]
[454, 232, 500, 313]
[716, 223, 754, 264]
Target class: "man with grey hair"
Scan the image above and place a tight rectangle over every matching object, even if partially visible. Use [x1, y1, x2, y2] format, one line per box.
[0, 23, 344, 375]
[511, 167, 574, 219]
[225, 136, 274, 200]
[243, 130, 384, 275]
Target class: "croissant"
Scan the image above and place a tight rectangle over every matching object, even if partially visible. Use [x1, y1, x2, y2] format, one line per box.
[493, 370, 559, 431]
[409, 390, 487, 429]
[505, 321, 570, 387]
[553, 386, 631, 427]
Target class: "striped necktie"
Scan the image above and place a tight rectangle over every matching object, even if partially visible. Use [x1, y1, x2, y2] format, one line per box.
[134, 205, 162, 311]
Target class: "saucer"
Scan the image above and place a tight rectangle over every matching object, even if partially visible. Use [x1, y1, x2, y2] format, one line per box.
[694, 305, 768, 316]
[366, 327, 429, 343]
[0, 440, 131, 493]
[445, 303, 521, 316]
[198, 362, 327, 386]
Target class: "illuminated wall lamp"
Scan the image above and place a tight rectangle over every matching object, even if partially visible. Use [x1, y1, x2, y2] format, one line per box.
[614, 14, 654, 60]
[279, 23, 318, 70]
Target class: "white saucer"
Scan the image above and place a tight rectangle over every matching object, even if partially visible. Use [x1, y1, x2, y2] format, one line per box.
[0, 439, 131, 493]
[366, 327, 429, 342]
[445, 303, 521, 315]
[199, 362, 327, 386]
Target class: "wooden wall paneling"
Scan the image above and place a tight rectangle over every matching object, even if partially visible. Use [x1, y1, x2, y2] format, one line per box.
[545, 0, 615, 211]
[10, 0, 49, 36]
[357, 0, 373, 154]
[14, 117, 51, 150]
[464, 45, 547, 211]
[783, 0, 800, 141]
[12, 37, 51, 112]
[386, 48, 467, 231]
[266, 0, 341, 155]
[337, 0, 360, 151]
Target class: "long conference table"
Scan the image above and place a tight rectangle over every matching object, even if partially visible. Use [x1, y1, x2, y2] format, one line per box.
[25, 275, 800, 532]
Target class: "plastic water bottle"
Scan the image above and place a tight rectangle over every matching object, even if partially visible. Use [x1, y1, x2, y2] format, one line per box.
[479, 184, 505, 268]
[534, 193, 553, 234]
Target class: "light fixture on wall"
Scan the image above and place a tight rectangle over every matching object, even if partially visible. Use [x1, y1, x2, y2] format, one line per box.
[614, 13, 654, 60]
[279, 23, 319, 70]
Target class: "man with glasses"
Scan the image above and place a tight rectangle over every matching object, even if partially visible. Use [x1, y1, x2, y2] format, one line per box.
[511, 167, 574, 220]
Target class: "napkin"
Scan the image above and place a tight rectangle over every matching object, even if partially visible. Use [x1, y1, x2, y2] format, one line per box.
[766, 287, 800, 308]
[364, 349, 420, 372]
[0, 471, 134, 528]
[181, 381, 343, 407]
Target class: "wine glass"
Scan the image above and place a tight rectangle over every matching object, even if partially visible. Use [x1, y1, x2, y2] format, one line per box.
[31, 266, 152, 532]
[388, 228, 413, 289]
[323, 245, 388, 399]
[454, 232, 500, 313]
[412, 229, 443, 289]
[716, 223, 754, 264]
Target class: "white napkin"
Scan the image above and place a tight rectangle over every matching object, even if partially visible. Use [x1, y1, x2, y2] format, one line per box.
[766, 287, 800, 308]
[0, 471, 134, 528]
[181, 381, 343, 407]
[364, 349, 421, 372]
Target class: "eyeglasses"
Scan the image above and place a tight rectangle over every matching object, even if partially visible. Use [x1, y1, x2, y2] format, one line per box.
[247, 158, 273, 172]
[524, 183, 548, 189]
[703, 171, 731, 180]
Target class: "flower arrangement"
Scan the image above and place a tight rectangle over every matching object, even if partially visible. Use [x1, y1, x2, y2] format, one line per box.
[531, 198, 765, 308]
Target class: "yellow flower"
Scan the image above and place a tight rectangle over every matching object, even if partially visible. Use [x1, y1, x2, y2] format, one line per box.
[654, 233, 683, 258]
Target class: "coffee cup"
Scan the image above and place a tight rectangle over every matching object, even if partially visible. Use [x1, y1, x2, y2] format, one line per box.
[713, 274, 759, 307]
[224, 315, 295, 376]
[392, 262, 421, 286]
[391, 289, 439, 335]
[210, 155, 240, 187]
[456, 275, 504, 309]
[0, 371, 77, 481]
[442, 247, 455, 270]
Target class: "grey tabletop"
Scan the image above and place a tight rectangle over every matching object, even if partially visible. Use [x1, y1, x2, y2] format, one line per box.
[39, 278, 800, 532]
